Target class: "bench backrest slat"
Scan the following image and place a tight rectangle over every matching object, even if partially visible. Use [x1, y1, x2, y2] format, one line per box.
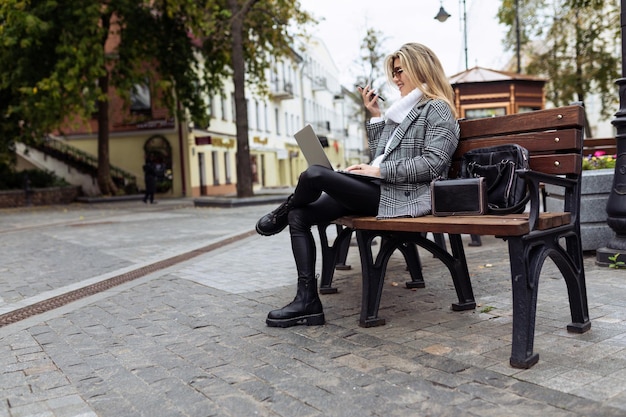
[583, 137, 617, 156]
[458, 105, 584, 139]
[451, 105, 585, 179]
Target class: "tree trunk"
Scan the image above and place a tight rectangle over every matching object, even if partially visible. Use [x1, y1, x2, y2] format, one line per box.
[97, 72, 117, 196]
[96, 11, 116, 196]
[228, 0, 254, 198]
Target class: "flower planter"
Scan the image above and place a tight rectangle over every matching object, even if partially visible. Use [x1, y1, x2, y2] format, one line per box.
[545, 168, 614, 251]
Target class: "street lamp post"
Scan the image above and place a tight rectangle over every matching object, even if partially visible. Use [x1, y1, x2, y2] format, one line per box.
[435, 0, 468, 70]
[596, 0, 626, 266]
[515, 0, 521, 73]
[437, 0, 523, 74]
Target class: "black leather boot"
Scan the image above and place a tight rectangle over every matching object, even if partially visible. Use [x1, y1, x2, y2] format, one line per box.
[266, 277, 325, 327]
[256, 194, 294, 236]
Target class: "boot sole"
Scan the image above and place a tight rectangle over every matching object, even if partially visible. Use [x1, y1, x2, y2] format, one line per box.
[255, 223, 288, 237]
[266, 313, 325, 328]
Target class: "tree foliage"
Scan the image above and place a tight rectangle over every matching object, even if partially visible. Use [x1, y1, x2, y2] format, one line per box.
[353, 28, 387, 120]
[0, 0, 313, 197]
[498, 0, 620, 133]
[0, 0, 103, 143]
[356, 28, 388, 88]
[204, 0, 314, 197]
[0, 0, 217, 194]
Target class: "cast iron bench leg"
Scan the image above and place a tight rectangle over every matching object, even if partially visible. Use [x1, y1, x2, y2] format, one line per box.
[433, 233, 447, 251]
[562, 232, 591, 333]
[318, 224, 353, 294]
[446, 234, 477, 311]
[507, 230, 591, 369]
[507, 236, 540, 369]
[319, 224, 427, 294]
[355, 230, 476, 328]
[335, 224, 352, 270]
[397, 242, 425, 288]
[355, 230, 392, 327]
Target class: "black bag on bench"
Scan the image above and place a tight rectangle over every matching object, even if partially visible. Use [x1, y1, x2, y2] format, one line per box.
[461, 144, 530, 214]
[430, 177, 487, 216]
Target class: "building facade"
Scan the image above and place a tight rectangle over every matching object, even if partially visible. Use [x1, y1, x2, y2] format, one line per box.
[21, 36, 360, 199]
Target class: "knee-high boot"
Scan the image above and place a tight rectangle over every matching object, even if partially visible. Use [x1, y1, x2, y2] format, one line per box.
[267, 211, 325, 327]
[266, 276, 325, 327]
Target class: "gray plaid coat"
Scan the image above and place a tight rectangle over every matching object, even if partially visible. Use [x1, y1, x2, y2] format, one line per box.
[368, 98, 459, 219]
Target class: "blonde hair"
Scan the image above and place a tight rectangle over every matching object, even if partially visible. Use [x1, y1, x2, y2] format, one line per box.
[384, 43, 457, 118]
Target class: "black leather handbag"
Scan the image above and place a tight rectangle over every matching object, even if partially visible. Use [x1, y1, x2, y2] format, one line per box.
[460, 144, 530, 214]
[431, 177, 487, 216]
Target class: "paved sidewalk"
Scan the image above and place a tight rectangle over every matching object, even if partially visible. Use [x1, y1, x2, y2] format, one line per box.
[1, 199, 626, 416]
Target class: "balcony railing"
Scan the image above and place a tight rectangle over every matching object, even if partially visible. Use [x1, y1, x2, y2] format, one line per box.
[271, 81, 294, 100]
[312, 76, 327, 91]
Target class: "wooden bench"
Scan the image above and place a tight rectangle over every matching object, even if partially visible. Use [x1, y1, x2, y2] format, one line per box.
[317, 105, 591, 369]
[583, 137, 617, 156]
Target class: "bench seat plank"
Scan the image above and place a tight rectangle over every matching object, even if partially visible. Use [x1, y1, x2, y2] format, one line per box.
[335, 212, 571, 236]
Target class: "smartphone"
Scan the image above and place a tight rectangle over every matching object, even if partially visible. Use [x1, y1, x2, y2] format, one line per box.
[358, 86, 385, 101]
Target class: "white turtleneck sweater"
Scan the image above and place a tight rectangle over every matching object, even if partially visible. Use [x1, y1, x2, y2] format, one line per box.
[370, 88, 424, 167]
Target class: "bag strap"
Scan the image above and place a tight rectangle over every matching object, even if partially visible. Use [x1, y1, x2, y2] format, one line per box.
[468, 160, 512, 194]
[488, 192, 530, 214]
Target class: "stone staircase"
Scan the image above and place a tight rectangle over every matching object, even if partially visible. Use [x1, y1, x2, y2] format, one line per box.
[16, 139, 137, 197]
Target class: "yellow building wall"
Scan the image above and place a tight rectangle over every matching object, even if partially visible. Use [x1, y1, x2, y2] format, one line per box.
[58, 128, 346, 198]
[65, 130, 186, 197]
[188, 146, 237, 196]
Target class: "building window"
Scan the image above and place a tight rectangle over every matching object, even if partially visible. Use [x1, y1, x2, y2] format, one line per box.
[224, 152, 232, 184]
[210, 95, 216, 120]
[518, 106, 540, 113]
[221, 95, 227, 121]
[231, 93, 236, 121]
[275, 108, 280, 135]
[465, 107, 506, 120]
[212, 151, 220, 185]
[130, 83, 151, 115]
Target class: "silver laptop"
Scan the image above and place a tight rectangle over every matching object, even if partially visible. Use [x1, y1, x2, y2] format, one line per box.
[294, 125, 380, 182]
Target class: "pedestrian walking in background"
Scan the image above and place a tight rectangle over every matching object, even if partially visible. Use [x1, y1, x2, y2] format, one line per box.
[143, 155, 157, 204]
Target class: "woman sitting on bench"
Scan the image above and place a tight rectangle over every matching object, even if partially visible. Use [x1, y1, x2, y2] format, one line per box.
[255, 42, 460, 328]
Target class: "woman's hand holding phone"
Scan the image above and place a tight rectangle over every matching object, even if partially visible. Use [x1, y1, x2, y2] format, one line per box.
[358, 85, 383, 117]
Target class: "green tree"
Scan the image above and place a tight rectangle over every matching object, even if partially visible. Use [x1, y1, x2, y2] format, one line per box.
[353, 28, 387, 117]
[1, 0, 313, 198]
[356, 28, 388, 89]
[498, 0, 620, 136]
[0, 0, 219, 195]
[208, 0, 313, 197]
[321, 27, 387, 165]
[347, 27, 387, 153]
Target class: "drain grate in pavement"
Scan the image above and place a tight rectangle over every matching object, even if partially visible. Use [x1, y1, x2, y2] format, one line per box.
[0, 230, 256, 327]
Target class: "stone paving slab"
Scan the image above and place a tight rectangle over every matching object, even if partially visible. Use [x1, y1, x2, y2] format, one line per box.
[1, 199, 626, 416]
[0, 200, 264, 308]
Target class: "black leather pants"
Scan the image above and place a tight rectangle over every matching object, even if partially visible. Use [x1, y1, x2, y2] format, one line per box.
[287, 165, 380, 280]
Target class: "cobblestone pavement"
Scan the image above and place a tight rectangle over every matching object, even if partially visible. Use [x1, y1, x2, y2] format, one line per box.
[1, 198, 626, 416]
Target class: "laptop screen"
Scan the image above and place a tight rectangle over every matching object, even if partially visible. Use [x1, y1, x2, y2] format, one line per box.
[294, 125, 333, 169]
